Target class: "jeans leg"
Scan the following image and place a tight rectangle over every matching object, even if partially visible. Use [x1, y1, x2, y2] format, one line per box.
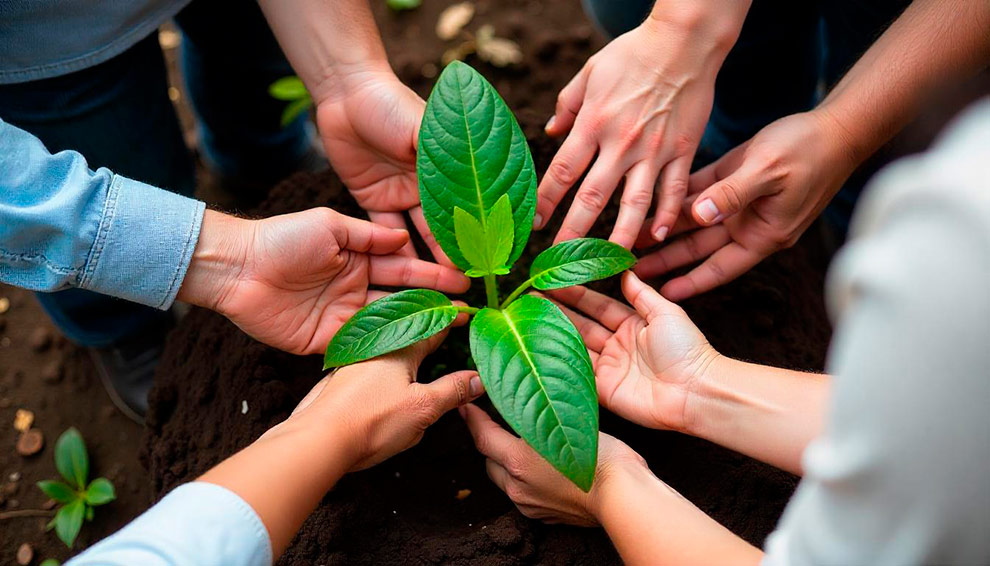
[0, 34, 195, 347]
[580, 0, 652, 39]
[174, 0, 313, 187]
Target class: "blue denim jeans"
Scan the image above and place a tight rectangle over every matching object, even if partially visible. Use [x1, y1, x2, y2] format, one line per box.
[0, 0, 311, 346]
[581, 0, 910, 233]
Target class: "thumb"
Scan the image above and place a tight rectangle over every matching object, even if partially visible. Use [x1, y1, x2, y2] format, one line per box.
[328, 209, 410, 254]
[419, 370, 485, 422]
[690, 159, 770, 226]
[621, 272, 677, 323]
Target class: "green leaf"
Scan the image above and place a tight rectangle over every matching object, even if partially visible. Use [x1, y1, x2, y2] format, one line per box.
[417, 61, 537, 271]
[84, 477, 116, 506]
[453, 194, 514, 276]
[529, 238, 636, 291]
[37, 480, 78, 504]
[40, 559, 61, 566]
[469, 295, 598, 491]
[53, 499, 85, 548]
[387, 0, 421, 10]
[324, 289, 458, 368]
[55, 428, 88, 490]
[268, 76, 308, 101]
[279, 96, 312, 128]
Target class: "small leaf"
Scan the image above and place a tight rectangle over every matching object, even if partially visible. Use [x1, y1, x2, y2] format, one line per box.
[387, 0, 421, 10]
[417, 61, 537, 271]
[486, 194, 514, 270]
[530, 238, 636, 291]
[470, 295, 598, 491]
[268, 76, 308, 101]
[37, 480, 78, 504]
[324, 290, 458, 368]
[280, 97, 312, 127]
[85, 506, 94, 522]
[54, 428, 88, 490]
[53, 499, 85, 548]
[84, 477, 116, 506]
[40, 559, 61, 566]
[453, 194, 514, 276]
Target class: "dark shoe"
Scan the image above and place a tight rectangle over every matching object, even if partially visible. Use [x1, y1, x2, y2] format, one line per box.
[88, 319, 172, 424]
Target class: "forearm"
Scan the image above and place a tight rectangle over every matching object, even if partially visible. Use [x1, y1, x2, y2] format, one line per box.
[257, 0, 392, 104]
[686, 356, 830, 475]
[594, 463, 762, 566]
[815, 0, 990, 164]
[643, 0, 752, 63]
[198, 416, 354, 558]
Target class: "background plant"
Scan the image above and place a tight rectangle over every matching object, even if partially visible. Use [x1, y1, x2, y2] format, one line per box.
[36, 428, 116, 548]
[268, 76, 312, 127]
[325, 62, 635, 491]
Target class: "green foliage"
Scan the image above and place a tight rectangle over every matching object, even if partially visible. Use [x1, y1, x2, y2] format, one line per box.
[40, 560, 61, 566]
[325, 63, 637, 491]
[324, 289, 459, 368]
[386, 0, 422, 10]
[268, 76, 313, 127]
[38, 428, 116, 548]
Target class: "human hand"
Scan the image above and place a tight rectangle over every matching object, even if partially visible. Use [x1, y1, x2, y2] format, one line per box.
[314, 70, 449, 263]
[535, 10, 745, 248]
[177, 208, 469, 355]
[635, 110, 861, 300]
[460, 403, 648, 526]
[548, 272, 716, 433]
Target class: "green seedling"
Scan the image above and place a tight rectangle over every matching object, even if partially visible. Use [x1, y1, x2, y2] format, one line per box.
[387, 0, 422, 11]
[36, 428, 116, 548]
[269, 76, 312, 127]
[325, 62, 635, 491]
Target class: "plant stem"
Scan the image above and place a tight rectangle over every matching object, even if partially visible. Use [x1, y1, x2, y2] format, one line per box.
[0, 509, 54, 520]
[483, 274, 499, 309]
[456, 305, 480, 315]
[500, 277, 534, 309]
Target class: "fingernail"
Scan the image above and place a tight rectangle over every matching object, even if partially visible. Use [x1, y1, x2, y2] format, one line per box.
[545, 116, 556, 132]
[653, 226, 669, 242]
[469, 375, 484, 397]
[533, 213, 543, 229]
[458, 405, 468, 419]
[695, 199, 722, 224]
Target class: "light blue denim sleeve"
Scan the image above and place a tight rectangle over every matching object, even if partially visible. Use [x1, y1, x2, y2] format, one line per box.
[68, 482, 273, 566]
[0, 118, 205, 309]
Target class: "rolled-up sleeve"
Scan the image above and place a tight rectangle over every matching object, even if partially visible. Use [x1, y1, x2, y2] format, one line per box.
[69, 482, 273, 566]
[0, 117, 204, 309]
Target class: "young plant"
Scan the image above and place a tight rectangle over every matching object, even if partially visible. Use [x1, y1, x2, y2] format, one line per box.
[269, 76, 312, 127]
[325, 62, 635, 492]
[36, 428, 116, 548]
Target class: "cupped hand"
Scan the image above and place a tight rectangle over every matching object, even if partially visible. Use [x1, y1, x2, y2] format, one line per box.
[548, 272, 716, 432]
[179, 208, 469, 356]
[635, 110, 861, 300]
[460, 403, 647, 526]
[535, 20, 730, 249]
[315, 70, 449, 262]
[288, 329, 484, 472]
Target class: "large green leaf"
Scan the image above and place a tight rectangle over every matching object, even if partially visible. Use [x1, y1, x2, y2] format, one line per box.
[530, 238, 636, 291]
[454, 194, 514, 277]
[54, 428, 88, 491]
[52, 499, 85, 548]
[417, 61, 537, 271]
[470, 295, 598, 491]
[324, 289, 458, 368]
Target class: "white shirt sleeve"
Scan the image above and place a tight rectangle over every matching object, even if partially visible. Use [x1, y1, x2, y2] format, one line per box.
[68, 482, 273, 566]
[763, 100, 990, 566]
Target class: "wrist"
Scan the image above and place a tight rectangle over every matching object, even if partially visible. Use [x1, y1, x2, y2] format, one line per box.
[588, 459, 663, 522]
[641, 0, 750, 59]
[310, 61, 396, 107]
[679, 350, 734, 438]
[176, 210, 251, 314]
[810, 105, 870, 173]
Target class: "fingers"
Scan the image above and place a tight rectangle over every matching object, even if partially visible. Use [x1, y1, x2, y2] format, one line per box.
[547, 286, 634, 331]
[368, 211, 417, 258]
[608, 161, 657, 249]
[633, 225, 731, 278]
[460, 403, 519, 462]
[329, 209, 410, 254]
[546, 65, 589, 138]
[418, 370, 485, 421]
[634, 210, 700, 249]
[409, 206, 456, 268]
[364, 290, 390, 305]
[659, 242, 764, 301]
[551, 301, 610, 355]
[554, 156, 626, 243]
[691, 155, 772, 227]
[650, 154, 692, 242]
[368, 256, 470, 293]
[535, 132, 597, 230]
[621, 272, 676, 323]
[485, 459, 510, 492]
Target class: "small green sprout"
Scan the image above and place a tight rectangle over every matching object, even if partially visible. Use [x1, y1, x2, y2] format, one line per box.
[268, 76, 313, 127]
[387, 0, 422, 10]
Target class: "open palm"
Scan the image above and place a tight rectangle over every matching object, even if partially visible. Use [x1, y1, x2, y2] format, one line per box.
[215, 208, 468, 355]
[549, 273, 716, 432]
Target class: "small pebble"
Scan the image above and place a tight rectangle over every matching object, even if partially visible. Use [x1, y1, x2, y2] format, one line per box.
[9, 471, 21, 482]
[241, 400, 249, 414]
[30, 327, 52, 352]
[41, 361, 63, 384]
[14, 409, 34, 432]
[16, 542, 33, 566]
[16, 429, 45, 457]
[456, 488, 472, 500]
[0, 296, 9, 314]
[7, 498, 20, 508]
[1, 336, 10, 348]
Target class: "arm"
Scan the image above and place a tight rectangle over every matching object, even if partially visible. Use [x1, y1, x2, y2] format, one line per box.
[536, 0, 751, 248]
[638, 0, 990, 300]
[71, 335, 484, 565]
